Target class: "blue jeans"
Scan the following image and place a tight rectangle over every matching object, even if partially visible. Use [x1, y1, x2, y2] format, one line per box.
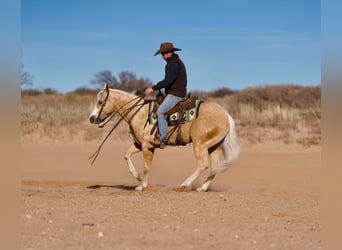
[156, 94, 184, 141]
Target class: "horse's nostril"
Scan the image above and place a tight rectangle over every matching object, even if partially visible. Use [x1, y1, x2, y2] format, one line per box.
[89, 116, 95, 123]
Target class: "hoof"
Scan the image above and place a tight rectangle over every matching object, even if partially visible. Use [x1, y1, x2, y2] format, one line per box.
[196, 187, 208, 192]
[132, 172, 143, 182]
[136, 174, 143, 182]
[135, 185, 145, 191]
[174, 185, 191, 192]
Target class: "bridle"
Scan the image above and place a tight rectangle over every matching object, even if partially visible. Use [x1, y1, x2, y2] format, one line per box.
[95, 88, 143, 128]
[95, 87, 110, 124]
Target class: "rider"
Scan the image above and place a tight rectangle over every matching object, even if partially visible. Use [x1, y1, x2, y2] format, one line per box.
[144, 42, 188, 149]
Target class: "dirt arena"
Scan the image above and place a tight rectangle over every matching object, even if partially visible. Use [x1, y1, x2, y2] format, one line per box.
[21, 140, 321, 249]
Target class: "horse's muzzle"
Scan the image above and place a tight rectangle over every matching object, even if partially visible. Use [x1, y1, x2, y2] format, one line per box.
[89, 115, 101, 124]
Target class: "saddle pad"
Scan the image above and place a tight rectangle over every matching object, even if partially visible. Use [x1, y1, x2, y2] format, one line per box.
[148, 99, 202, 126]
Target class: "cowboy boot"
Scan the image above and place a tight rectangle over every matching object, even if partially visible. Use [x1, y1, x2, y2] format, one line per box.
[150, 133, 166, 149]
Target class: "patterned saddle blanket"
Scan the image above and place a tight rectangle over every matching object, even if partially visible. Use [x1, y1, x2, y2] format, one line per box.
[148, 95, 203, 126]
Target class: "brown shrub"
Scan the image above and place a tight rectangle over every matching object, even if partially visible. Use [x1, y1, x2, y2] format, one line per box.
[204, 84, 321, 146]
[233, 84, 320, 110]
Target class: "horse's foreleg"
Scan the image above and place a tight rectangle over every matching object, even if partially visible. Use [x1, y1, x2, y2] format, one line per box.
[124, 144, 143, 181]
[135, 146, 154, 191]
[175, 146, 210, 192]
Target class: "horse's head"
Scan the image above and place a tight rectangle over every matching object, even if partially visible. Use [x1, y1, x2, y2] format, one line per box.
[89, 83, 113, 124]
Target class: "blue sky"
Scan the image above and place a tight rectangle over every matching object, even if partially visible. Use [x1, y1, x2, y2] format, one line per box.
[21, 0, 320, 93]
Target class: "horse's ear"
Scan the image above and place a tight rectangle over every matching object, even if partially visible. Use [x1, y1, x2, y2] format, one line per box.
[103, 82, 109, 91]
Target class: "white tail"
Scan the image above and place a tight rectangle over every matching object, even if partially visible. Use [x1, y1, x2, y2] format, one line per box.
[212, 113, 241, 175]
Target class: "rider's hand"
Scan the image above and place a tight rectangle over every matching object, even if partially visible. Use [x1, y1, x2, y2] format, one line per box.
[144, 87, 154, 95]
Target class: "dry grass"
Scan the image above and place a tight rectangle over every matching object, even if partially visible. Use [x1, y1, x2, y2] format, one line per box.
[21, 93, 131, 143]
[209, 85, 321, 146]
[21, 85, 321, 146]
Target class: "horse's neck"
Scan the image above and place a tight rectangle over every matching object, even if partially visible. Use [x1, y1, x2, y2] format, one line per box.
[110, 90, 148, 124]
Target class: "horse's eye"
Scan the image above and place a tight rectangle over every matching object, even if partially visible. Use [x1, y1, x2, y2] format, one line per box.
[98, 100, 103, 105]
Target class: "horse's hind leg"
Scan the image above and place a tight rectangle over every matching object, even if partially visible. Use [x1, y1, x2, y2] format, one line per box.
[196, 147, 220, 192]
[175, 145, 210, 192]
[124, 144, 143, 181]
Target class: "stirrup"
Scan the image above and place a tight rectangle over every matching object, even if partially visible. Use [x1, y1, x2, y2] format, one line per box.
[150, 138, 166, 149]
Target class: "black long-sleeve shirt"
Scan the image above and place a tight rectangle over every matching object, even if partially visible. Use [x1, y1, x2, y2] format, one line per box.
[152, 62, 180, 90]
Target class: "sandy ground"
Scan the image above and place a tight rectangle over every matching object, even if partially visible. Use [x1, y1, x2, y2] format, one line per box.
[21, 140, 321, 249]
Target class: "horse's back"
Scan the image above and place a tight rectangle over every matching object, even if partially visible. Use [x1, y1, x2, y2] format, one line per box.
[195, 101, 229, 127]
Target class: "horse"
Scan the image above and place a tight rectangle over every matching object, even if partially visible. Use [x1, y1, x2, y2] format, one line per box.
[88, 83, 241, 192]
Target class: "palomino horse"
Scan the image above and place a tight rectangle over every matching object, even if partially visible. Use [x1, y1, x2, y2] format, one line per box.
[89, 83, 241, 191]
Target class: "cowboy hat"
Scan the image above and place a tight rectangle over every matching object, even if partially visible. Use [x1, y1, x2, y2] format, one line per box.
[154, 42, 181, 56]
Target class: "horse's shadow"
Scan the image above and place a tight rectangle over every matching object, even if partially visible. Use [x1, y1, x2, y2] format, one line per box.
[87, 184, 136, 191]
[86, 184, 227, 192]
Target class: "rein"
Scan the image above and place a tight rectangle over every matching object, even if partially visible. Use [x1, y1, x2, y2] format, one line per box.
[89, 95, 144, 165]
[97, 94, 141, 128]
